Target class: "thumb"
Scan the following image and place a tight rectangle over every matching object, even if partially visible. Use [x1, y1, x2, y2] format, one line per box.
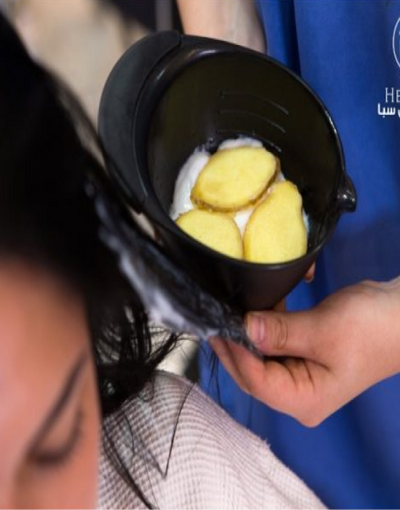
[246, 309, 321, 359]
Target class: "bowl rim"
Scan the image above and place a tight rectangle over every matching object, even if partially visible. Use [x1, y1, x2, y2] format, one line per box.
[134, 38, 348, 271]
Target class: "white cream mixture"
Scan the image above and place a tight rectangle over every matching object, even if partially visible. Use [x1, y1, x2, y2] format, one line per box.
[170, 137, 309, 237]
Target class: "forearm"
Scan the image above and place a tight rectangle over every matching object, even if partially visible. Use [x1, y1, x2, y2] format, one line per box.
[177, 0, 265, 52]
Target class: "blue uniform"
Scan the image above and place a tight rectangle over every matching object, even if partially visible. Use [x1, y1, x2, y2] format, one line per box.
[200, 1, 400, 507]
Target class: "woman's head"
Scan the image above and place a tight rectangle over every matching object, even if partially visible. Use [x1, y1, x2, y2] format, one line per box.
[0, 261, 99, 508]
[0, 15, 177, 507]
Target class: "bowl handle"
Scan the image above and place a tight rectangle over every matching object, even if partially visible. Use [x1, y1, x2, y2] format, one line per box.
[337, 173, 357, 213]
[98, 32, 181, 213]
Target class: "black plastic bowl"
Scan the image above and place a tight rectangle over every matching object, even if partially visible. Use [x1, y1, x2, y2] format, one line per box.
[98, 32, 356, 311]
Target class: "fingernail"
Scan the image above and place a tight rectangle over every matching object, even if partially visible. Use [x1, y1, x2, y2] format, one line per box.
[247, 314, 265, 345]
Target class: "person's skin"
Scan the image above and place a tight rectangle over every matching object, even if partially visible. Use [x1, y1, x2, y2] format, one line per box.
[177, 0, 265, 52]
[210, 276, 400, 426]
[0, 261, 100, 508]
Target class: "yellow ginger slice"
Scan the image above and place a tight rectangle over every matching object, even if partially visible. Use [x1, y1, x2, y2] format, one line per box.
[244, 181, 307, 264]
[191, 147, 276, 211]
[177, 209, 243, 260]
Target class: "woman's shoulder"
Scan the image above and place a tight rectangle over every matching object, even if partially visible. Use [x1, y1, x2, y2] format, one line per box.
[98, 371, 324, 510]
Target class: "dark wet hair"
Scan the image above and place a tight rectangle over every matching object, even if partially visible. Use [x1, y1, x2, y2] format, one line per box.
[0, 14, 178, 507]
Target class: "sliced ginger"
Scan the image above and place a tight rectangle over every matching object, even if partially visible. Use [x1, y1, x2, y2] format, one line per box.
[244, 181, 307, 264]
[191, 147, 276, 211]
[177, 209, 243, 260]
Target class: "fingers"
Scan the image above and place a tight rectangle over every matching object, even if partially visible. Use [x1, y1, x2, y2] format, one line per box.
[210, 338, 329, 424]
[209, 337, 277, 400]
[208, 337, 250, 393]
[305, 262, 316, 283]
[246, 309, 323, 361]
[221, 341, 300, 409]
